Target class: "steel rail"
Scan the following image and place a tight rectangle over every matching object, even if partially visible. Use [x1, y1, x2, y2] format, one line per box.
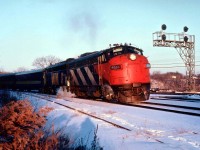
[142, 101, 200, 110]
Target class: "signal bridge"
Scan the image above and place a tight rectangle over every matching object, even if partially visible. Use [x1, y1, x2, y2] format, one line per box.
[153, 25, 195, 91]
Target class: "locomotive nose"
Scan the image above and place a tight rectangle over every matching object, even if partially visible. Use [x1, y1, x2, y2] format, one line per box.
[109, 54, 150, 85]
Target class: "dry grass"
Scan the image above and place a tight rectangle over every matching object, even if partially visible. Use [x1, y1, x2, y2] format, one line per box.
[0, 100, 58, 150]
[0, 94, 103, 150]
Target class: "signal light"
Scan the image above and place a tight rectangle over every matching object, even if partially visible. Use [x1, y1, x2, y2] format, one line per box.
[184, 36, 188, 42]
[162, 34, 166, 41]
[161, 24, 167, 30]
[183, 26, 188, 32]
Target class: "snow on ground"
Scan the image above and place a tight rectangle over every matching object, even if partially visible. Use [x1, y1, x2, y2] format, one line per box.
[6, 91, 200, 149]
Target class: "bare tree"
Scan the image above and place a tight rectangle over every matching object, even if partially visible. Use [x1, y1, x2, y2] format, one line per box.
[14, 67, 28, 72]
[32, 55, 62, 69]
[0, 67, 4, 74]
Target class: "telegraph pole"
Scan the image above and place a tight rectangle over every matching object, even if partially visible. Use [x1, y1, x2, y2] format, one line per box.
[153, 24, 195, 91]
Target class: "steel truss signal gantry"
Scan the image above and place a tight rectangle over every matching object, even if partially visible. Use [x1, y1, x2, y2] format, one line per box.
[152, 24, 195, 91]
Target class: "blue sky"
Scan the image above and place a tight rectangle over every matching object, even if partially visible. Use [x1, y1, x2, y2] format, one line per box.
[0, 0, 200, 74]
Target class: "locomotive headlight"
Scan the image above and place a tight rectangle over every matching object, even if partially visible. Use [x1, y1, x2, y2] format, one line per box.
[129, 54, 136, 60]
[146, 63, 151, 68]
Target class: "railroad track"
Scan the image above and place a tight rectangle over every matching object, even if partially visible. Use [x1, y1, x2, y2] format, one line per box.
[23, 93, 132, 131]
[142, 101, 200, 111]
[150, 95, 200, 102]
[133, 102, 200, 117]
[33, 93, 200, 117]
[18, 91, 200, 122]
[20, 92, 169, 144]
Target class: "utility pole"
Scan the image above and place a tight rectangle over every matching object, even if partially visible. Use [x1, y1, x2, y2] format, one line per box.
[153, 24, 195, 91]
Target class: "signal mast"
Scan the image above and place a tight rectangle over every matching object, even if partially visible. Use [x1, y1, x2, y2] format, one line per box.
[153, 24, 195, 91]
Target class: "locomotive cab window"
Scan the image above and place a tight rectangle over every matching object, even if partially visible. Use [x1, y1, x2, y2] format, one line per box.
[126, 47, 143, 55]
[105, 47, 124, 60]
[113, 47, 123, 56]
[104, 46, 143, 60]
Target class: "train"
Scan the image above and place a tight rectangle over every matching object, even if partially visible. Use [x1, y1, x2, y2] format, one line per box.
[0, 44, 151, 103]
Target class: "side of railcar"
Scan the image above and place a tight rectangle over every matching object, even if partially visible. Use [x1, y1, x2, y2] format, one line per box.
[15, 69, 44, 92]
[0, 73, 16, 90]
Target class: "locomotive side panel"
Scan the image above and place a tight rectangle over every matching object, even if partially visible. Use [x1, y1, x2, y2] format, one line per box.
[69, 64, 100, 98]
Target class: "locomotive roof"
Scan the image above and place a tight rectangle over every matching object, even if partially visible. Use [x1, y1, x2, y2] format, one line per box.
[45, 58, 75, 70]
[45, 60, 67, 70]
[45, 44, 144, 69]
[67, 51, 102, 65]
[110, 45, 143, 52]
[15, 69, 44, 75]
[0, 73, 16, 77]
[67, 45, 143, 64]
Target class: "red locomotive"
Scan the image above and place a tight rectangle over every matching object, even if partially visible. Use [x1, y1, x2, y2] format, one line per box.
[67, 44, 151, 103]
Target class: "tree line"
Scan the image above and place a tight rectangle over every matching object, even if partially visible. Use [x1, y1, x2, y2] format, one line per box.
[0, 55, 61, 73]
[151, 71, 200, 92]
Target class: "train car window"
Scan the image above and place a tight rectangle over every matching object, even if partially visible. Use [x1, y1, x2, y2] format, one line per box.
[134, 49, 142, 55]
[103, 54, 106, 62]
[105, 51, 113, 60]
[52, 72, 59, 85]
[100, 54, 106, 62]
[61, 72, 64, 85]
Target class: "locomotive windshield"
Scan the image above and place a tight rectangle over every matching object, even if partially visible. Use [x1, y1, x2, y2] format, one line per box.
[105, 46, 143, 60]
[125, 47, 143, 55]
[113, 47, 123, 56]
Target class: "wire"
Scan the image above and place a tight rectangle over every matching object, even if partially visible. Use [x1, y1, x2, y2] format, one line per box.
[152, 63, 184, 66]
[151, 64, 200, 68]
[151, 66, 185, 68]
[151, 61, 200, 66]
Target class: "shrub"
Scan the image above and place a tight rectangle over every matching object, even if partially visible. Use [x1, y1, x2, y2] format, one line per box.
[0, 100, 56, 149]
[0, 99, 103, 150]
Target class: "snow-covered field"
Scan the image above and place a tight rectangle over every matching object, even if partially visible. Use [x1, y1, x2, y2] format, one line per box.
[5, 91, 200, 149]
